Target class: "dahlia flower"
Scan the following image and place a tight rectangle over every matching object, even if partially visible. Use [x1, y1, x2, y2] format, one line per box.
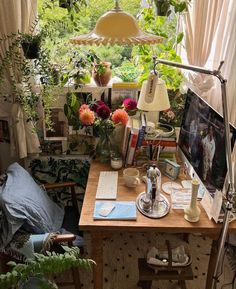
[79, 108, 95, 126]
[79, 104, 89, 114]
[97, 104, 111, 120]
[111, 109, 129, 125]
[123, 98, 137, 111]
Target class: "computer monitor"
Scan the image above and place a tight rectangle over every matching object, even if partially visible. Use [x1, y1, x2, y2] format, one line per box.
[178, 88, 236, 198]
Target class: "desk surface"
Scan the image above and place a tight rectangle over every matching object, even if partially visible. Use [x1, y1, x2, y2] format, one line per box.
[79, 161, 236, 234]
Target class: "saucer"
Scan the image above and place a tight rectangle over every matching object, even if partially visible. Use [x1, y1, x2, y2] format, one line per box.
[162, 182, 183, 195]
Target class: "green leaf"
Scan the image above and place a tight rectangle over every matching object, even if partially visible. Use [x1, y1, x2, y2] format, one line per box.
[177, 32, 184, 44]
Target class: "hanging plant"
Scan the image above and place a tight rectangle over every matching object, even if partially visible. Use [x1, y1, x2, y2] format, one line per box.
[21, 33, 41, 59]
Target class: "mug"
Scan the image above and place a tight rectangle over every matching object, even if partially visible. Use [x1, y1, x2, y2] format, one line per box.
[123, 168, 140, 188]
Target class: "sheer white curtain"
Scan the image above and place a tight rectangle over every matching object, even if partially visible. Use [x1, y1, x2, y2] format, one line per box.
[0, 0, 40, 159]
[181, 0, 236, 126]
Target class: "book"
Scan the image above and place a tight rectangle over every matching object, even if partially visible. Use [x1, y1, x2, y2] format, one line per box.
[136, 113, 146, 149]
[122, 119, 132, 158]
[126, 118, 140, 165]
[93, 201, 137, 220]
[142, 139, 177, 147]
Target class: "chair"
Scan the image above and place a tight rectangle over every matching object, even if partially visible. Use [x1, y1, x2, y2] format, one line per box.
[0, 163, 84, 289]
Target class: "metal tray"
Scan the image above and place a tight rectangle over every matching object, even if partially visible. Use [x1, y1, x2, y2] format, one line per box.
[136, 192, 170, 219]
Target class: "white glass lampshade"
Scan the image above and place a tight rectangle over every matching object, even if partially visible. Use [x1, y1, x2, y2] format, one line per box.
[137, 79, 170, 112]
[70, 5, 163, 45]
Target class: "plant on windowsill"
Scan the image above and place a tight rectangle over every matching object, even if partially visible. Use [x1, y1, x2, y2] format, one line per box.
[153, 0, 191, 16]
[113, 60, 141, 83]
[0, 246, 94, 289]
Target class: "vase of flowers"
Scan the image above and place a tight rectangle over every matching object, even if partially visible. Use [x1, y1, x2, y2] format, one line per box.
[78, 100, 129, 163]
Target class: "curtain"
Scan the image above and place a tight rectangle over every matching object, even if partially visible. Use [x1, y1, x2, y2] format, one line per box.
[0, 0, 40, 159]
[181, 0, 236, 126]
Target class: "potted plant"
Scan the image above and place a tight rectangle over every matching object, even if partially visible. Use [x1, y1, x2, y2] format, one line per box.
[58, 0, 86, 13]
[21, 33, 41, 59]
[0, 246, 94, 289]
[153, 0, 190, 16]
[92, 61, 112, 87]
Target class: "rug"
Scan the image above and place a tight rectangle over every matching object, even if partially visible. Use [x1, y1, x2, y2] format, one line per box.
[59, 232, 235, 289]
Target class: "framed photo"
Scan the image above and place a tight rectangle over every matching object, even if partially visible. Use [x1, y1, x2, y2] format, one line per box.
[44, 108, 68, 141]
[0, 120, 10, 143]
[111, 82, 140, 109]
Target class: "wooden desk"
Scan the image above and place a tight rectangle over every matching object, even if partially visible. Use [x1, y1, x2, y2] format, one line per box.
[79, 161, 236, 289]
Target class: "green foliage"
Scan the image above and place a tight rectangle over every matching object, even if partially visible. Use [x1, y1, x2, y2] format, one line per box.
[113, 60, 141, 82]
[131, 5, 185, 91]
[0, 29, 56, 130]
[0, 246, 94, 289]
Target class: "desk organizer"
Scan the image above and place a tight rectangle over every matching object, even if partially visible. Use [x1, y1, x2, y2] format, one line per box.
[136, 192, 170, 219]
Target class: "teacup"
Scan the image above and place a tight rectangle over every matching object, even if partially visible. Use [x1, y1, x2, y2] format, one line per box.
[123, 168, 140, 188]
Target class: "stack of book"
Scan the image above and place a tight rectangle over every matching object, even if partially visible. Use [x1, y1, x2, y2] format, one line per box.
[122, 115, 177, 166]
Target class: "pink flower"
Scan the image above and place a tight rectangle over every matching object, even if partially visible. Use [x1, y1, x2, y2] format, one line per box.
[123, 98, 137, 110]
[111, 109, 129, 125]
[79, 104, 89, 114]
[97, 104, 111, 120]
[79, 108, 95, 126]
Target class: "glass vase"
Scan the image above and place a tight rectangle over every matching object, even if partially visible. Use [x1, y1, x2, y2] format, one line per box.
[98, 132, 112, 163]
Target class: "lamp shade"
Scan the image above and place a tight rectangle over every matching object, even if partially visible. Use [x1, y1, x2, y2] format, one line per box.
[70, 6, 163, 45]
[137, 79, 170, 112]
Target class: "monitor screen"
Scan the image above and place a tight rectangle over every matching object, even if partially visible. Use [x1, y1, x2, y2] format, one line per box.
[178, 88, 236, 197]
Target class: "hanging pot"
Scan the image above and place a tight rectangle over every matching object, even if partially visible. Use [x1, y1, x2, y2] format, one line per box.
[92, 61, 112, 87]
[153, 0, 171, 16]
[21, 37, 41, 59]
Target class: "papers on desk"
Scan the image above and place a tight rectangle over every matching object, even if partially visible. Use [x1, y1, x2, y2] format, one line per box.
[94, 201, 137, 220]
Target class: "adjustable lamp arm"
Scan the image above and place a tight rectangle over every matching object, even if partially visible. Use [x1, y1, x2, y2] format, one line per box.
[153, 57, 235, 289]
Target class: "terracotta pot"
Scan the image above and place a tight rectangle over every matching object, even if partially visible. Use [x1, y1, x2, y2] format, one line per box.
[92, 61, 112, 87]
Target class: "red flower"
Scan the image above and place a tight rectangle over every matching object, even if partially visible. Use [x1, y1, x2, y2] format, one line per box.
[123, 98, 137, 110]
[97, 104, 111, 120]
[91, 100, 105, 112]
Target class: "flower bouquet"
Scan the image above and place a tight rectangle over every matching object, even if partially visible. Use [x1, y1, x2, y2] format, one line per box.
[64, 94, 138, 162]
[79, 100, 131, 163]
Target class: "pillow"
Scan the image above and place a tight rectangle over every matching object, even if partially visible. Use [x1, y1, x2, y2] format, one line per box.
[0, 163, 64, 247]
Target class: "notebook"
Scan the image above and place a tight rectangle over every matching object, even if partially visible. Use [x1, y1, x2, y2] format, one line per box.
[93, 201, 137, 220]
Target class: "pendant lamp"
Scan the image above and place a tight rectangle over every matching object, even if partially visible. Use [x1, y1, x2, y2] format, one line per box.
[70, 1, 163, 45]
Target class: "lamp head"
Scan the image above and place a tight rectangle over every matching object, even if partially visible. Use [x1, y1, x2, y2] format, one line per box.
[137, 76, 170, 112]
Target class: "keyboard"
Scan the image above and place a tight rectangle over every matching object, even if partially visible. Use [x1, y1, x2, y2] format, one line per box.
[95, 171, 118, 199]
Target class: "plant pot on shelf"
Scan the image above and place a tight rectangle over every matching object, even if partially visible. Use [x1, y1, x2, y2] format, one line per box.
[92, 61, 112, 87]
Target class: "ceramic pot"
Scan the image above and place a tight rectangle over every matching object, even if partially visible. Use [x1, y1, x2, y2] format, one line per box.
[92, 62, 112, 87]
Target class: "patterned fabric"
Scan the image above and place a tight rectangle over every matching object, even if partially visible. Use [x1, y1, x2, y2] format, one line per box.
[27, 157, 91, 208]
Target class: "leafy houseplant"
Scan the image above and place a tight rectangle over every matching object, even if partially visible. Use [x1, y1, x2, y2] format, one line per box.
[0, 246, 94, 289]
[92, 61, 112, 87]
[21, 33, 42, 59]
[154, 0, 191, 16]
[0, 31, 56, 130]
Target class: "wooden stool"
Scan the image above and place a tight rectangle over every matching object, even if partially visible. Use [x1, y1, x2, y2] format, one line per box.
[137, 258, 194, 289]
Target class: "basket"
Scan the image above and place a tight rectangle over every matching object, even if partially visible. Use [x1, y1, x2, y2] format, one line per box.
[146, 240, 192, 273]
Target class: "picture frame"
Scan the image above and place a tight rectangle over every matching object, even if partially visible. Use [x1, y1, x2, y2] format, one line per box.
[43, 107, 68, 141]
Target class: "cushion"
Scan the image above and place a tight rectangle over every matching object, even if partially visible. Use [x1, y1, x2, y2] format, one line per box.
[0, 163, 64, 247]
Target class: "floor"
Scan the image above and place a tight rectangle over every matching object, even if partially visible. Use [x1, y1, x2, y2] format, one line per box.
[58, 232, 235, 289]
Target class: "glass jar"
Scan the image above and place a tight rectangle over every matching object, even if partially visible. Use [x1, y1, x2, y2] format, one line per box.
[110, 155, 123, 170]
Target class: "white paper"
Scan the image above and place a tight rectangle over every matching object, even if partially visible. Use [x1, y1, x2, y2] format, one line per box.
[211, 190, 223, 223]
[200, 191, 213, 219]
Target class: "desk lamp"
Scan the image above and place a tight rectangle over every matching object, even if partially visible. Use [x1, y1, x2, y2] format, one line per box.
[153, 57, 235, 289]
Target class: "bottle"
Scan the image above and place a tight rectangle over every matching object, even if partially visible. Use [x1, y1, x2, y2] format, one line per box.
[184, 179, 201, 222]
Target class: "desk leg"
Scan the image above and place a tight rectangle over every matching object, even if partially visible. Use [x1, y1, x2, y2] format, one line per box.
[205, 239, 218, 289]
[91, 232, 103, 289]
